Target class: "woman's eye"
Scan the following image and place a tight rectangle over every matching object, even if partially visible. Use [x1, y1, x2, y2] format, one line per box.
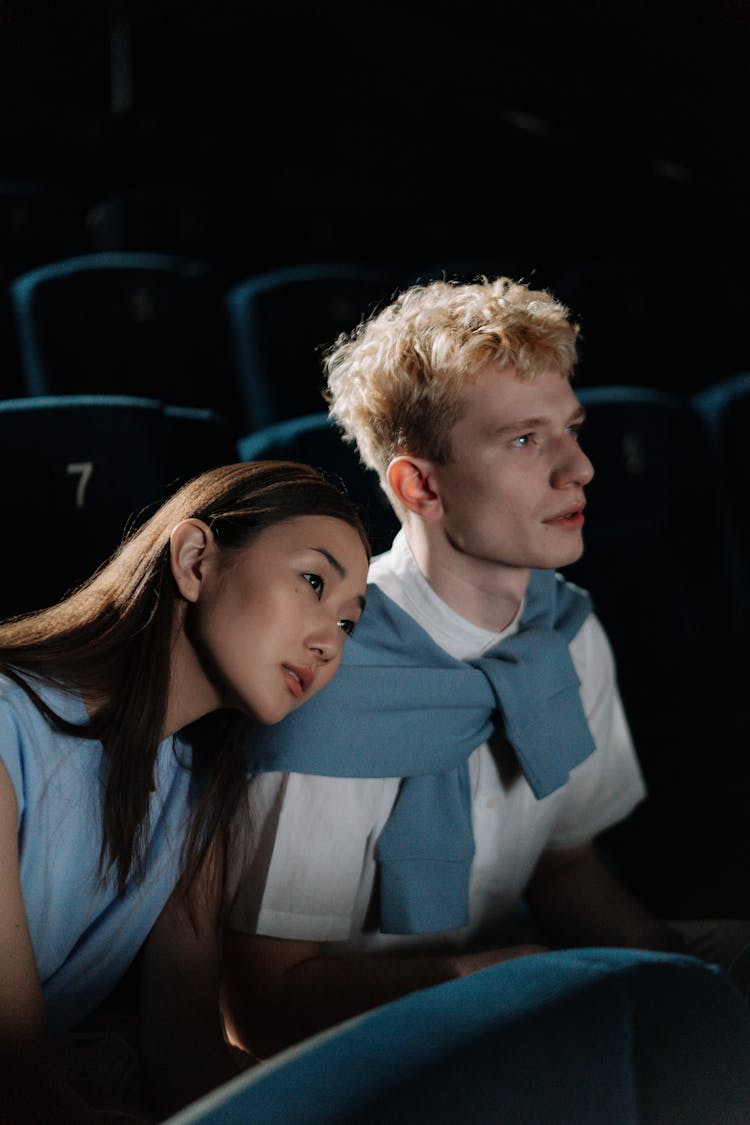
[511, 433, 532, 448]
[337, 619, 356, 637]
[303, 572, 324, 598]
[567, 423, 583, 441]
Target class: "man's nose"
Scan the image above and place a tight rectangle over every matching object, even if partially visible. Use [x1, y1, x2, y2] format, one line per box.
[552, 439, 594, 488]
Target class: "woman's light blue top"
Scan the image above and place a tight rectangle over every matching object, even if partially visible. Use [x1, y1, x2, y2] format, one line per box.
[0, 674, 193, 1036]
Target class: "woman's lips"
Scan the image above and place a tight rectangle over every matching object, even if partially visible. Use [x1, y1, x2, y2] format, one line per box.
[283, 664, 312, 697]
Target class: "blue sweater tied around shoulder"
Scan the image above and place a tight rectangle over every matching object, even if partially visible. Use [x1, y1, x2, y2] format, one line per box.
[249, 568, 595, 934]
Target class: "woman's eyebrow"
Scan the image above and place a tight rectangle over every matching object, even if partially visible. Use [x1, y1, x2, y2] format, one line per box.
[310, 547, 367, 611]
[310, 547, 345, 576]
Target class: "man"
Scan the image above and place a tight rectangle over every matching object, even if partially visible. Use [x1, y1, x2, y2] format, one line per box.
[222, 276, 747, 1058]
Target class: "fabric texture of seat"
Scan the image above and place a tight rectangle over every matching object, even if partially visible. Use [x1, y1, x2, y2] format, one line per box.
[0, 394, 238, 618]
[563, 384, 742, 719]
[562, 384, 747, 915]
[693, 371, 750, 639]
[165, 948, 750, 1125]
[239, 413, 399, 558]
[10, 251, 245, 432]
[227, 263, 398, 430]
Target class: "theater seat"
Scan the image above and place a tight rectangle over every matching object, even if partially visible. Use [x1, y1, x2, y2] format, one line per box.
[240, 413, 399, 558]
[165, 948, 750, 1125]
[564, 384, 743, 727]
[10, 252, 245, 431]
[562, 384, 748, 915]
[227, 263, 398, 430]
[0, 395, 238, 619]
[693, 370, 750, 645]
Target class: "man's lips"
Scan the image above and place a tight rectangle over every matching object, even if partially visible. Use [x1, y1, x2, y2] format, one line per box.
[543, 504, 586, 529]
[283, 664, 314, 697]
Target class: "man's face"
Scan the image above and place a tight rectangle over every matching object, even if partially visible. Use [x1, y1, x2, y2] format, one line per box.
[428, 362, 594, 572]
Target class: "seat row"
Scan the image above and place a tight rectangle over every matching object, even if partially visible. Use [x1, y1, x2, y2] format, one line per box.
[562, 379, 750, 916]
[2, 252, 400, 435]
[5, 374, 750, 648]
[3, 250, 750, 435]
[4, 374, 750, 643]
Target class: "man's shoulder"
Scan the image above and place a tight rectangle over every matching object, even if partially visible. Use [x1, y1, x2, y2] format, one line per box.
[368, 544, 398, 578]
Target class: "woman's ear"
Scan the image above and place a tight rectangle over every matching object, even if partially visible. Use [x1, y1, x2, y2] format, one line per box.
[170, 519, 217, 602]
[387, 456, 443, 521]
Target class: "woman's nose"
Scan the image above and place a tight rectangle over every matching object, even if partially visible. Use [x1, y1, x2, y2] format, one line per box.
[306, 618, 340, 663]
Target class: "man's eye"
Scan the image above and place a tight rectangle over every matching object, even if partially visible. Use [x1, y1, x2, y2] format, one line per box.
[337, 619, 356, 636]
[567, 424, 584, 441]
[303, 573, 324, 598]
[511, 433, 532, 447]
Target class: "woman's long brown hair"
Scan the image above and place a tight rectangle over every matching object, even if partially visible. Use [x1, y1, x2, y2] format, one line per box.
[0, 460, 370, 912]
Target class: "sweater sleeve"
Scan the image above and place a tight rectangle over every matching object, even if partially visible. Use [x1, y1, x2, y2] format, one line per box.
[546, 613, 646, 849]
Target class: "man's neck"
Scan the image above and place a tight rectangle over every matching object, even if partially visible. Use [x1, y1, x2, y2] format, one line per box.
[402, 521, 531, 634]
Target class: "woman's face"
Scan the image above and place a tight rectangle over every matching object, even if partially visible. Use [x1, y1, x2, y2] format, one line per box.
[189, 514, 369, 725]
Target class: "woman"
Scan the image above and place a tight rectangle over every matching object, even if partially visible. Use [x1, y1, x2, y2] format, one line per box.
[0, 459, 370, 1123]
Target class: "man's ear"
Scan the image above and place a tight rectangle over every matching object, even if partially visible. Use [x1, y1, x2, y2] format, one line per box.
[169, 518, 217, 602]
[387, 456, 443, 521]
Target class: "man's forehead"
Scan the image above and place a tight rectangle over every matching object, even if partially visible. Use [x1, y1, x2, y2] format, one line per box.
[470, 359, 570, 384]
[451, 365, 578, 439]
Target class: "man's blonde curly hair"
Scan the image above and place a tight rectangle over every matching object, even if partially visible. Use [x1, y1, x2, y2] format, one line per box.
[323, 276, 579, 508]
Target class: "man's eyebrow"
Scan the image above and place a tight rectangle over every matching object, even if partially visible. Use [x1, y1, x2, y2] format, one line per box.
[494, 415, 547, 436]
[494, 404, 586, 436]
[311, 548, 367, 610]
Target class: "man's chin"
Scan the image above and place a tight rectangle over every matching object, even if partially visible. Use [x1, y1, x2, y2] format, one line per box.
[544, 539, 585, 570]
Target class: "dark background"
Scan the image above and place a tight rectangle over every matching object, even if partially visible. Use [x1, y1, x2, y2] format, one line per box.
[1, 0, 748, 394]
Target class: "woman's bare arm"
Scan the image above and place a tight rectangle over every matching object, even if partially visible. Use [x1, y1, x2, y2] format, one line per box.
[138, 849, 252, 1119]
[0, 757, 100, 1123]
[222, 929, 546, 1058]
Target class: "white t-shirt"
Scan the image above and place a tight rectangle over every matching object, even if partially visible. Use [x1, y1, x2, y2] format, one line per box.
[229, 531, 646, 955]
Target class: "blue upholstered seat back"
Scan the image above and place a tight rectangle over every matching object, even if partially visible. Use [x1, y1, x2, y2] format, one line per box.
[227, 263, 398, 430]
[0, 394, 238, 618]
[10, 252, 245, 432]
[166, 949, 750, 1125]
[240, 412, 399, 558]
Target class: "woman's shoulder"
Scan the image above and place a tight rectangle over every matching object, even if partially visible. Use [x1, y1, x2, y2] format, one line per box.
[0, 672, 41, 733]
[0, 672, 85, 728]
[0, 675, 50, 808]
[0, 674, 90, 799]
